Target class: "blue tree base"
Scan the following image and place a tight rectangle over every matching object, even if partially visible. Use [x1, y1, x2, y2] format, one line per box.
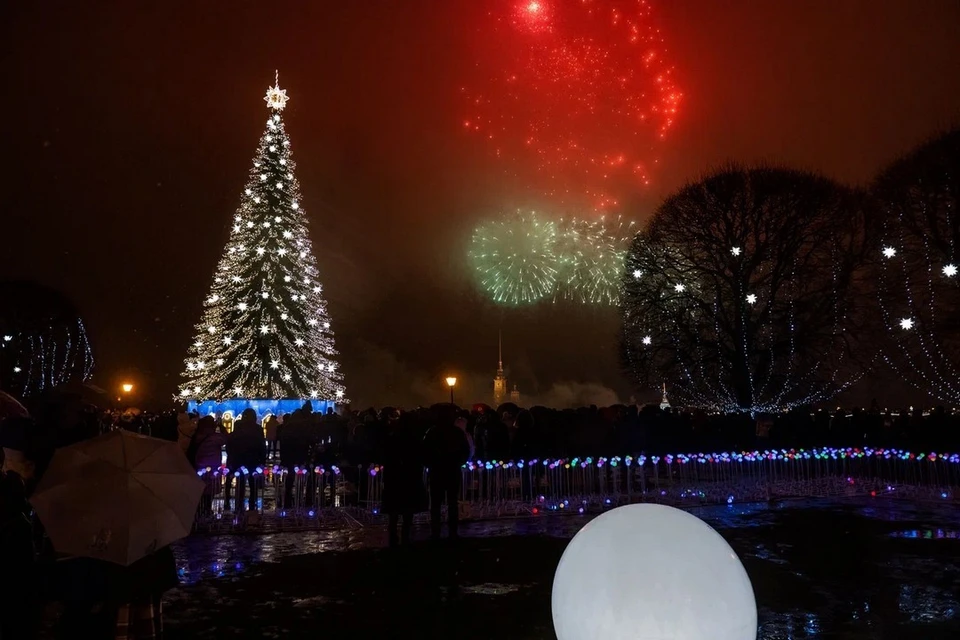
[187, 398, 334, 421]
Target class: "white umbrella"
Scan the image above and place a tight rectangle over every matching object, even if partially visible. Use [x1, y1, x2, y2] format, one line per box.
[31, 430, 204, 566]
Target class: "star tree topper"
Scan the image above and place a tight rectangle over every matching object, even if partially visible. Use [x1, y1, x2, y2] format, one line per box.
[264, 71, 289, 111]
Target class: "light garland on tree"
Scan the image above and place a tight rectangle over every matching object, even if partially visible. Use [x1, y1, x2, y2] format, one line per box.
[875, 131, 960, 404]
[180, 76, 346, 403]
[621, 168, 869, 413]
[0, 296, 94, 398]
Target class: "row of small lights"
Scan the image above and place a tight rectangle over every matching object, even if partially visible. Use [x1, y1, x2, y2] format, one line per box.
[198, 447, 960, 479]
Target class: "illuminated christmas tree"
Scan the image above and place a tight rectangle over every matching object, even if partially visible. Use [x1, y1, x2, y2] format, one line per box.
[180, 76, 345, 412]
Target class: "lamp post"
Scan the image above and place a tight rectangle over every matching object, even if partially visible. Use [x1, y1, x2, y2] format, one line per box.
[118, 382, 134, 403]
[445, 376, 457, 405]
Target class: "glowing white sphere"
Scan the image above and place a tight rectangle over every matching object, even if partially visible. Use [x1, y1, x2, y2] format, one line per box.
[552, 504, 757, 640]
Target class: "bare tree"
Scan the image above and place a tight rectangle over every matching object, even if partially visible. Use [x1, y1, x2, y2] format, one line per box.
[620, 166, 874, 412]
[874, 130, 960, 403]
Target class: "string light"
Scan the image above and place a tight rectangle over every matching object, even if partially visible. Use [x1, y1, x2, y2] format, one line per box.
[875, 130, 960, 403]
[180, 78, 346, 404]
[621, 168, 864, 413]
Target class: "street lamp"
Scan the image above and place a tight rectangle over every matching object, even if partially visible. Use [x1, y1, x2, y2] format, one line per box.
[121, 383, 134, 394]
[445, 376, 457, 405]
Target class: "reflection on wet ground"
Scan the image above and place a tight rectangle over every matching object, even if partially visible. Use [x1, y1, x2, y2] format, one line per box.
[167, 498, 960, 638]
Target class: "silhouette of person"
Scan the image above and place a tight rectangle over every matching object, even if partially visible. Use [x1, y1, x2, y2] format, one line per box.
[423, 412, 470, 540]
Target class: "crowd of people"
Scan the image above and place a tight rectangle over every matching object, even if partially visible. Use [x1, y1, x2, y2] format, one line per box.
[2, 388, 960, 638]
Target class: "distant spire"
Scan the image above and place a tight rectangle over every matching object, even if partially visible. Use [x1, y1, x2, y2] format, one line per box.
[498, 329, 503, 370]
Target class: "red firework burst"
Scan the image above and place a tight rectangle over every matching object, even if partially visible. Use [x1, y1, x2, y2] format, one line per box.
[462, 0, 681, 210]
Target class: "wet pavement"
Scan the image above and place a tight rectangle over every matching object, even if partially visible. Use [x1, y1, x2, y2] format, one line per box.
[165, 498, 960, 638]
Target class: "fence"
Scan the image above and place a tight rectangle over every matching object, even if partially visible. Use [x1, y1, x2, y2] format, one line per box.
[192, 446, 960, 533]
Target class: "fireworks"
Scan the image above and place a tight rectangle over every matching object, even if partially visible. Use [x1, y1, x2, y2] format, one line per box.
[469, 211, 636, 306]
[469, 211, 561, 305]
[558, 216, 637, 305]
[462, 0, 681, 210]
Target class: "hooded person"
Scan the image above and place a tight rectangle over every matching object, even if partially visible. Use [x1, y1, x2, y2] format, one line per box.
[176, 412, 198, 456]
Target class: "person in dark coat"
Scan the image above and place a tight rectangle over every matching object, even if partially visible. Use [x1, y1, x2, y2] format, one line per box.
[423, 412, 471, 540]
[54, 546, 178, 639]
[279, 410, 317, 508]
[382, 413, 426, 547]
[226, 408, 267, 512]
[0, 469, 38, 638]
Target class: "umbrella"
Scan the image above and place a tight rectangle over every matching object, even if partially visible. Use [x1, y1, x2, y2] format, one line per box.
[30, 430, 204, 566]
[0, 390, 29, 420]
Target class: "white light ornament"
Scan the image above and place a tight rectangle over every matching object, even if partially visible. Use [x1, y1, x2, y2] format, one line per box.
[13, 366, 21, 373]
[900, 318, 914, 330]
[632, 269, 642, 279]
[260, 325, 270, 334]
[552, 504, 757, 640]
[882, 246, 897, 258]
[641, 335, 652, 345]
[746, 294, 757, 305]
[943, 264, 957, 277]
[3, 335, 12, 341]
[335, 390, 344, 399]
[674, 283, 685, 293]
[731, 246, 742, 256]
[270, 360, 279, 369]
[207, 326, 216, 334]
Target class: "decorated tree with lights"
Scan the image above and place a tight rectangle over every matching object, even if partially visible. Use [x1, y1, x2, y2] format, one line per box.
[874, 130, 960, 403]
[620, 166, 873, 412]
[180, 77, 345, 404]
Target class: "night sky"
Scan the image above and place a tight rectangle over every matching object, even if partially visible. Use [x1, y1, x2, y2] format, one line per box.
[3, 1, 959, 408]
